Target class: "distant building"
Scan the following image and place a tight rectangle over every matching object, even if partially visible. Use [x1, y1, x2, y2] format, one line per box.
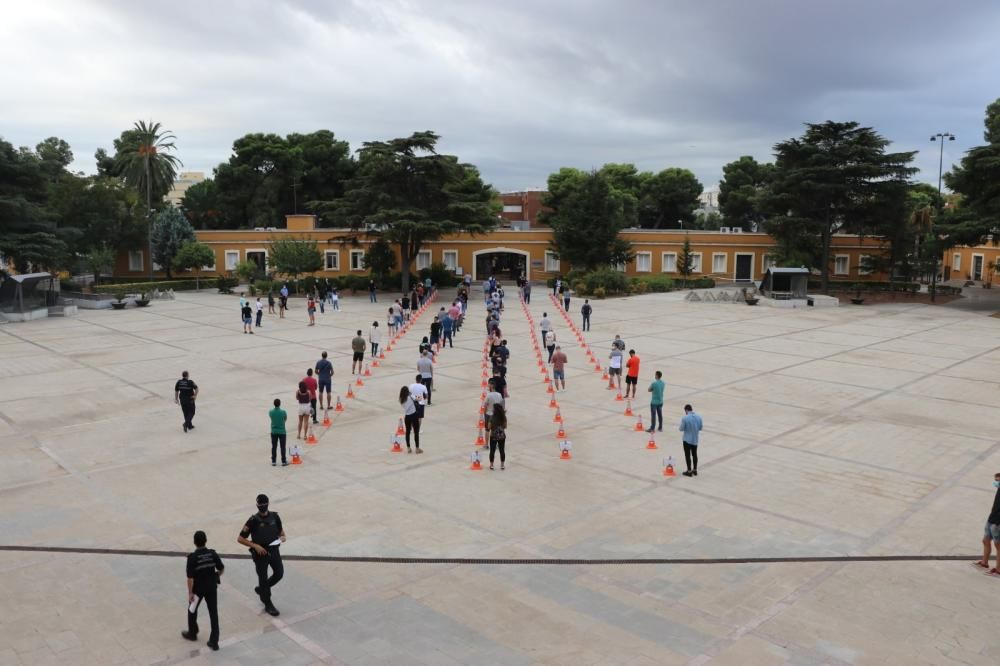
[165, 171, 206, 207]
[498, 189, 548, 229]
[696, 190, 719, 217]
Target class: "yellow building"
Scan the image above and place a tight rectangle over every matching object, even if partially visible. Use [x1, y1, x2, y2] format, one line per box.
[165, 171, 206, 207]
[116, 214, 895, 284]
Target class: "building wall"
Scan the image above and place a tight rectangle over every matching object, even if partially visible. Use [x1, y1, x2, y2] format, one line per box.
[165, 171, 206, 207]
[498, 190, 548, 228]
[943, 245, 1000, 282]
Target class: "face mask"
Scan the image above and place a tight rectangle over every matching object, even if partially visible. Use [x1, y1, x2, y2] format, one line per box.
[994, 481, 1000, 489]
[257, 504, 268, 514]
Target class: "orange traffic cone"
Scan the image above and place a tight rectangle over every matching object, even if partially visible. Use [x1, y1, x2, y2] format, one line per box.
[356, 374, 364, 387]
[364, 364, 371, 377]
[553, 408, 563, 423]
[548, 397, 558, 408]
[481, 378, 488, 388]
[335, 396, 345, 412]
[662, 456, 676, 477]
[624, 400, 633, 416]
[379, 351, 385, 359]
[546, 383, 555, 394]
[615, 390, 624, 402]
[542, 373, 550, 383]
[634, 415, 644, 432]
[290, 445, 303, 464]
[346, 385, 355, 399]
[306, 426, 317, 445]
[601, 370, 609, 380]
[372, 359, 380, 368]
[556, 425, 566, 439]
[559, 444, 572, 460]
[470, 451, 483, 470]
[477, 417, 485, 429]
[479, 402, 486, 414]
[322, 411, 332, 427]
[475, 428, 486, 446]
[396, 418, 405, 436]
[391, 436, 403, 453]
[646, 433, 658, 450]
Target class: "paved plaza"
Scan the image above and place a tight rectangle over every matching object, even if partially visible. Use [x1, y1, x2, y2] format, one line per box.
[2, 288, 1000, 665]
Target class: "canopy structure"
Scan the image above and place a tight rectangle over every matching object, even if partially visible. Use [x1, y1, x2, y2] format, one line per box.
[0, 271, 55, 313]
[759, 267, 809, 300]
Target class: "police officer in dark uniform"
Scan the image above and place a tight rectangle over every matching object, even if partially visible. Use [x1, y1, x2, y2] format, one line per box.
[182, 530, 223, 651]
[174, 370, 198, 432]
[237, 494, 285, 616]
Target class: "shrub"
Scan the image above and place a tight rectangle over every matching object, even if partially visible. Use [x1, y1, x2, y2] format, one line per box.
[572, 280, 587, 295]
[583, 268, 629, 295]
[299, 276, 319, 295]
[255, 279, 273, 295]
[59, 278, 78, 292]
[216, 276, 237, 294]
[418, 263, 461, 288]
[629, 279, 649, 294]
[99, 279, 200, 295]
[593, 287, 607, 299]
[690, 277, 716, 288]
[644, 275, 675, 292]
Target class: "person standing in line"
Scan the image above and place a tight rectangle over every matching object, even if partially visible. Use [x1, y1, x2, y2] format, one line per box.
[387, 307, 397, 337]
[306, 294, 316, 326]
[368, 279, 377, 303]
[295, 381, 311, 439]
[315, 351, 334, 412]
[278, 292, 286, 319]
[624, 349, 640, 400]
[646, 370, 665, 433]
[268, 399, 288, 466]
[441, 309, 454, 347]
[394, 299, 404, 331]
[488, 403, 508, 471]
[553, 276, 561, 296]
[482, 278, 491, 302]
[561, 284, 571, 311]
[181, 530, 224, 651]
[678, 404, 703, 477]
[417, 350, 434, 405]
[401, 294, 411, 321]
[544, 328, 557, 363]
[317, 286, 325, 314]
[330, 287, 340, 311]
[401, 383, 425, 454]
[351, 330, 366, 375]
[484, 377, 505, 427]
[302, 368, 318, 424]
[255, 297, 264, 328]
[448, 301, 462, 334]
[608, 345, 624, 391]
[369, 321, 382, 359]
[491, 338, 510, 379]
[611, 334, 625, 352]
[241, 301, 254, 334]
[239, 292, 248, 321]
[490, 367, 508, 399]
[581, 299, 592, 331]
[419, 335, 433, 358]
[974, 472, 1000, 574]
[539, 312, 552, 346]
[522, 280, 531, 304]
[460, 289, 469, 313]
[237, 494, 285, 617]
[550, 345, 568, 392]
[175, 370, 198, 432]
[267, 291, 276, 315]
[429, 316, 442, 349]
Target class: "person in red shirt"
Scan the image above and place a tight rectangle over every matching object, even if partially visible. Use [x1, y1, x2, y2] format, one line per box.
[302, 369, 319, 425]
[624, 349, 640, 399]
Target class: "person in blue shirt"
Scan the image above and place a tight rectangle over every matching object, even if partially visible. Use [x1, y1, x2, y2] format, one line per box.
[441, 311, 454, 347]
[678, 404, 703, 477]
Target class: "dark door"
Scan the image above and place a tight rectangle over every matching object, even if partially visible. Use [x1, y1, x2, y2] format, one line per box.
[735, 254, 753, 281]
[973, 255, 984, 281]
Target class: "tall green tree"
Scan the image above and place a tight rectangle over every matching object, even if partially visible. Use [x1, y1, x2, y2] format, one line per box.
[364, 238, 397, 281]
[319, 131, 495, 292]
[268, 236, 323, 285]
[637, 168, 703, 229]
[762, 121, 916, 291]
[149, 207, 195, 278]
[171, 241, 216, 290]
[943, 98, 1000, 246]
[113, 120, 182, 216]
[542, 169, 634, 270]
[84, 246, 115, 285]
[49, 174, 146, 260]
[180, 179, 226, 229]
[0, 137, 68, 271]
[718, 156, 775, 231]
[676, 235, 695, 286]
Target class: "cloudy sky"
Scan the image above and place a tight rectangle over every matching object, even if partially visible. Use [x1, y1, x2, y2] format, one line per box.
[2, 0, 999, 192]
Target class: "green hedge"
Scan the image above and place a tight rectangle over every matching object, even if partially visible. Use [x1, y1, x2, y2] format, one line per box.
[557, 270, 714, 297]
[99, 280, 201, 295]
[808, 280, 920, 293]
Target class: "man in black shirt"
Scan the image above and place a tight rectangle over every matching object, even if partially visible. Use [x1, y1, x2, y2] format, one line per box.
[182, 530, 223, 650]
[976, 472, 1000, 575]
[174, 371, 198, 432]
[237, 494, 286, 616]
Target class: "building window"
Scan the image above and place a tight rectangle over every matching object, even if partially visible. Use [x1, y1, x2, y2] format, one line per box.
[834, 255, 849, 275]
[690, 253, 702, 273]
[225, 251, 239, 271]
[442, 250, 458, 272]
[350, 250, 365, 271]
[324, 251, 340, 270]
[416, 250, 432, 271]
[712, 253, 727, 274]
[502, 205, 522, 213]
[662, 252, 677, 273]
[953, 253, 961, 271]
[128, 251, 143, 271]
[544, 251, 560, 272]
[635, 252, 652, 272]
[858, 254, 872, 275]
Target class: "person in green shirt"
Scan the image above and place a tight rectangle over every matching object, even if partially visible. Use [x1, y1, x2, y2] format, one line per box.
[269, 398, 288, 467]
[646, 371, 665, 433]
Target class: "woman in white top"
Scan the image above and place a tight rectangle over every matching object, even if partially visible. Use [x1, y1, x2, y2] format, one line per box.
[387, 307, 397, 336]
[398, 385, 422, 454]
[369, 321, 382, 359]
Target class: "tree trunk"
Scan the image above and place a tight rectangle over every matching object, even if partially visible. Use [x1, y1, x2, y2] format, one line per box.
[820, 214, 832, 293]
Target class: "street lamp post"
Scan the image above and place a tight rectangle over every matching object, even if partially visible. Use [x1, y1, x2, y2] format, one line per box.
[928, 132, 955, 302]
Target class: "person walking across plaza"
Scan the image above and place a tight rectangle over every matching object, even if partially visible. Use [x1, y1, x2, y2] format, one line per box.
[488, 403, 508, 470]
[255, 297, 264, 328]
[369, 279, 377, 303]
[646, 371, 665, 433]
[399, 385, 424, 454]
[581, 299, 592, 331]
[543, 328, 557, 363]
[175, 370, 198, 432]
[351, 330, 366, 375]
[237, 494, 285, 616]
[306, 294, 316, 326]
[302, 368, 318, 424]
[241, 301, 254, 334]
[550, 345, 568, 392]
[268, 398, 288, 466]
[417, 350, 434, 405]
[522, 280, 531, 304]
[678, 404, 703, 477]
[315, 351, 334, 412]
[267, 291, 276, 315]
[562, 285, 571, 311]
[624, 349, 640, 400]
[295, 381, 311, 440]
[369, 321, 381, 360]
[974, 471, 1000, 575]
[181, 530, 224, 651]
[540, 312, 552, 348]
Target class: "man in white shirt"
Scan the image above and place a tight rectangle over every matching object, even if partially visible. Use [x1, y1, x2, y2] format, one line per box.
[408, 374, 429, 411]
[539, 313, 552, 345]
[608, 347, 624, 391]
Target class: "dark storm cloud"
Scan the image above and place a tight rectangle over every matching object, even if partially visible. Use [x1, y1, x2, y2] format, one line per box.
[1, 0, 997, 191]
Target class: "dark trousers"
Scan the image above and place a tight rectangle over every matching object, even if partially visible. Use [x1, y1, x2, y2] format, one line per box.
[649, 404, 663, 431]
[683, 442, 698, 471]
[563, 298, 570, 310]
[187, 586, 219, 643]
[524, 292, 531, 304]
[253, 547, 284, 604]
[180, 400, 195, 428]
[255, 310, 263, 327]
[443, 330, 453, 347]
[582, 315, 590, 331]
[404, 413, 421, 448]
[270, 433, 287, 463]
[310, 398, 318, 423]
[547, 345, 555, 362]
[371, 343, 379, 358]
[369, 291, 377, 303]
[421, 377, 433, 404]
[489, 436, 506, 464]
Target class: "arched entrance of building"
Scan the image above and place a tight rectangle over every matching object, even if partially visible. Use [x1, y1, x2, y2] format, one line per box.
[472, 248, 530, 283]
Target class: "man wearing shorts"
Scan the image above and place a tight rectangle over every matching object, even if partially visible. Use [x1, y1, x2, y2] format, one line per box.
[608, 346, 624, 391]
[351, 330, 366, 375]
[302, 368, 318, 424]
[624, 349, 640, 399]
[550, 345, 567, 392]
[975, 471, 1000, 575]
[416, 351, 434, 405]
[315, 351, 334, 411]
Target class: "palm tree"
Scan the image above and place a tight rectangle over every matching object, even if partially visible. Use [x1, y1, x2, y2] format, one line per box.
[115, 120, 182, 277]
